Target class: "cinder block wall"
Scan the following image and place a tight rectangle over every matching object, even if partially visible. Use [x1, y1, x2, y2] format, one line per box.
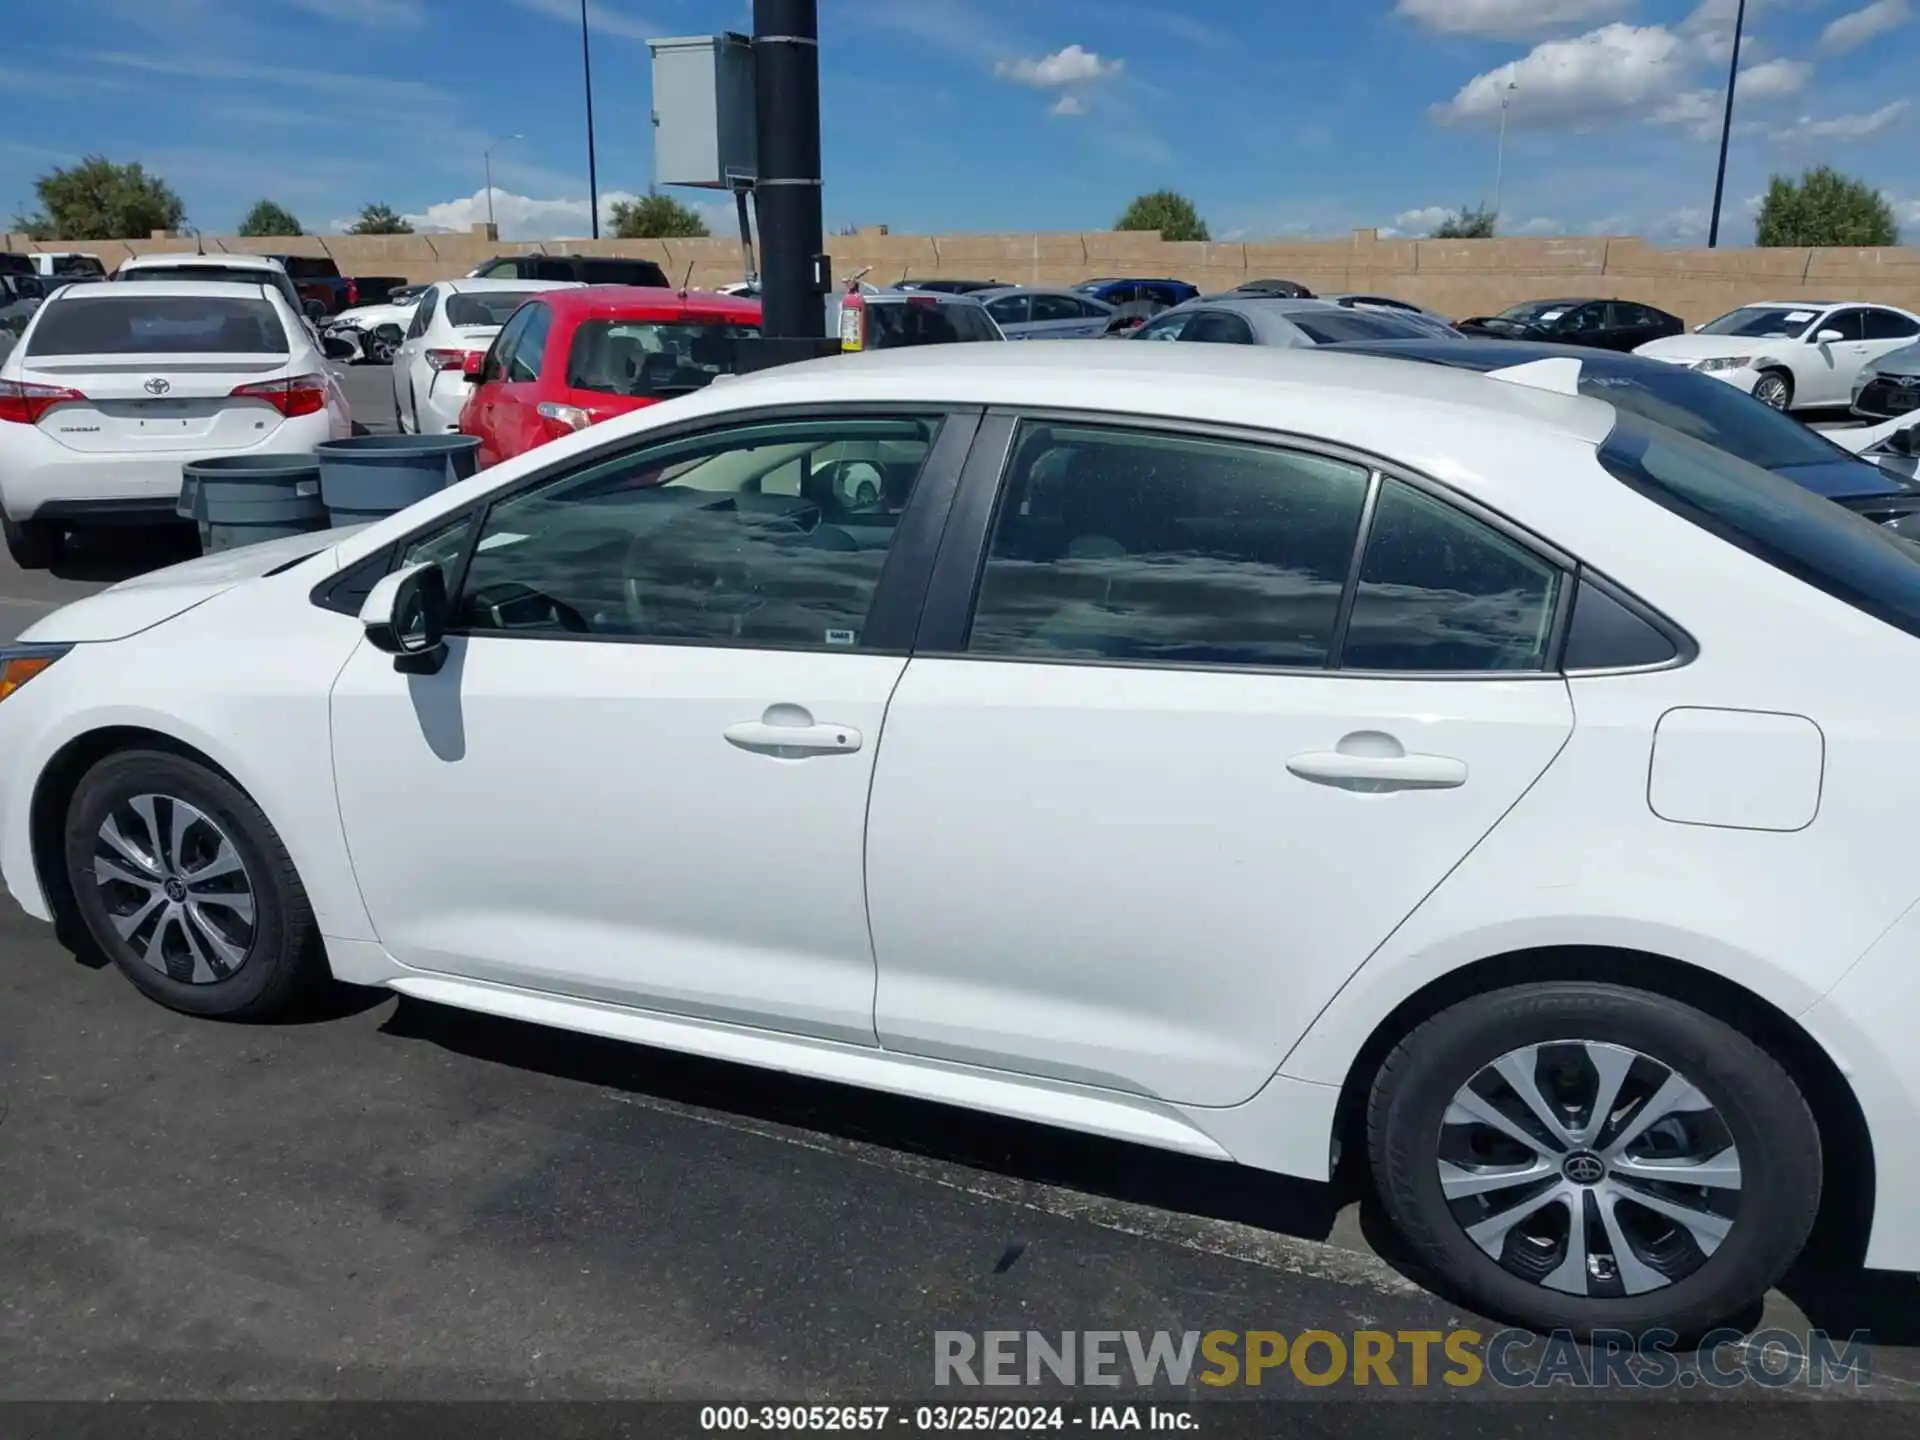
[11, 226, 1920, 326]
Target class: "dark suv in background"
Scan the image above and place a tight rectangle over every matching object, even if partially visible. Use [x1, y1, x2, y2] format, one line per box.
[468, 254, 672, 288]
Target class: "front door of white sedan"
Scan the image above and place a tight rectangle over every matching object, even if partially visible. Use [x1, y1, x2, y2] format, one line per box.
[866, 418, 1577, 1107]
[329, 409, 972, 1044]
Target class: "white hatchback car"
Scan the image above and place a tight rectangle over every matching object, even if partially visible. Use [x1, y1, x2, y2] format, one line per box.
[0, 279, 350, 568]
[391, 277, 579, 435]
[1636, 300, 1920, 411]
[2, 343, 1917, 1336]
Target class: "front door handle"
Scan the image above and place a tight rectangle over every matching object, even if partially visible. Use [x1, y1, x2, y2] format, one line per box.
[724, 704, 863, 759]
[1288, 735, 1467, 793]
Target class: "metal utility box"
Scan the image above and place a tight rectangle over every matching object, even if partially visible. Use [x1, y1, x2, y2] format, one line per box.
[647, 33, 757, 189]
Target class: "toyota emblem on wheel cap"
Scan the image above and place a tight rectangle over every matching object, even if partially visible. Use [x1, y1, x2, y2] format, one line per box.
[1562, 1152, 1606, 1185]
[143, 377, 171, 396]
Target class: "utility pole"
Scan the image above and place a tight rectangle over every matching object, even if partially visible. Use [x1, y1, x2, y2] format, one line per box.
[752, 0, 825, 338]
[1707, 0, 1747, 248]
[1493, 81, 1517, 225]
[581, 0, 601, 239]
[484, 134, 522, 233]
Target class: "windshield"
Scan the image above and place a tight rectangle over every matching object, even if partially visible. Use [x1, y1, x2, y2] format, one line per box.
[28, 294, 287, 355]
[1598, 414, 1920, 641]
[446, 291, 541, 326]
[567, 318, 761, 398]
[1290, 309, 1457, 344]
[863, 298, 1001, 346]
[1494, 301, 1574, 324]
[1699, 306, 1819, 340]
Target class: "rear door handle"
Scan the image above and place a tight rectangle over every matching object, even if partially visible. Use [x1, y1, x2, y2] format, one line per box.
[1287, 751, 1467, 792]
[724, 704, 863, 759]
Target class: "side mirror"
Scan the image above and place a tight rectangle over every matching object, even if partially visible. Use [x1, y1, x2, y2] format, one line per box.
[360, 562, 449, 674]
[462, 350, 487, 384]
[1816, 328, 1845, 345]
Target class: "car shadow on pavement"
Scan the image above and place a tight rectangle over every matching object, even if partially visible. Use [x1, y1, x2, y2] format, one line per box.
[49, 525, 200, 583]
[378, 997, 1351, 1245]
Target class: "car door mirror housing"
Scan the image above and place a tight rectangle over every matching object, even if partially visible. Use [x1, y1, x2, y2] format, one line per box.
[360, 561, 450, 674]
[1816, 328, 1845, 345]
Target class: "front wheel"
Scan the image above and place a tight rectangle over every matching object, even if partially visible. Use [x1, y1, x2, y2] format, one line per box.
[1367, 982, 1821, 1337]
[64, 749, 327, 1020]
[1751, 370, 1794, 411]
[3, 515, 62, 569]
[369, 326, 400, 364]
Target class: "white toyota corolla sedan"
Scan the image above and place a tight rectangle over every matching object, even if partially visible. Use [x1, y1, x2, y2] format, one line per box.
[2, 342, 1917, 1336]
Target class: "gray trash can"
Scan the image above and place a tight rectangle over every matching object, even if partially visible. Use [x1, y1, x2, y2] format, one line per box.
[180, 454, 329, 553]
[315, 433, 481, 529]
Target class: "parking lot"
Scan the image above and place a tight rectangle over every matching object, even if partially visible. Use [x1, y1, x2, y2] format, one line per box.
[3, 359, 1919, 1417]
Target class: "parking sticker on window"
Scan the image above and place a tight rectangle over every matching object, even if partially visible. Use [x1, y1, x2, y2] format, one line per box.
[1785, 311, 1817, 324]
[825, 629, 857, 646]
[1537, 309, 1567, 324]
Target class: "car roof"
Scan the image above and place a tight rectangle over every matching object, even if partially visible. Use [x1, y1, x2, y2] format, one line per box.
[973, 285, 1093, 299]
[852, 288, 989, 306]
[677, 340, 1617, 446]
[1744, 300, 1840, 309]
[1325, 336, 1647, 371]
[122, 252, 285, 271]
[1176, 295, 1342, 316]
[542, 284, 762, 319]
[436, 277, 584, 293]
[57, 279, 274, 300]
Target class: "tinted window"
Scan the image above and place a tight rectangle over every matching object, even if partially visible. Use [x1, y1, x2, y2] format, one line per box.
[967, 423, 1371, 668]
[1289, 308, 1444, 344]
[1341, 480, 1562, 671]
[0, 254, 33, 276]
[1031, 293, 1088, 323]
[1598, 414, 1920, 643]
[532, 258, 576, 282]
[1560, 578, 1679, 670]
[28, 295, 287, 355]
[1132, 310, 1192, 341]
[454, 416, 943, 647]
[1574, 362, 1852, 471]
[408, 286, 438, 339]
[446, 290, 541, 327]
[474, 259, 521, 278]
[1181, 311, 1255, 344]
[1823, 310, 1868, 342]
[278, 257, 340, 280]
[50, 255, 104, 277]
[1863, 309, 1919, 341]
[124, 264, 271, 289]
[576, 258, 670, 288]
[1700, 307, 1817, 339]
[485, 304, 531, 382]
[865, 299, 999, 346]
[985, 294, 1030, 326]
[568, 318, 760, 397]
[1497, 301, 1576, 324]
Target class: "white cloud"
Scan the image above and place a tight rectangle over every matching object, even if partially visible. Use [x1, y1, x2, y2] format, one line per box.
[1433, 24, 1691, 127]
[1392, 205, 1454, 234]
[287, 0, 423, 23]
[1050, 94, 1089, 116]
[1738, 58, 1812, 101]
[1651, 205, 1710, 241]
[1776, 100, 1910, 139]
[1514, 216, 1566, 235]
[1394, 0, 1630, 38]
[511, 0, 658, 43]
[1822, 0, 1912, 55]
[395, 187, 741, 242]
[994, 44, 1122, 86]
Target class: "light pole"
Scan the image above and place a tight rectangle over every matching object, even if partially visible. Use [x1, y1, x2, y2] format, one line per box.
[483, 133, 522, 233]
[581, 0, 601, 239]
[1493, 80, 1518, 225]
[1707, 0, 1748, 248]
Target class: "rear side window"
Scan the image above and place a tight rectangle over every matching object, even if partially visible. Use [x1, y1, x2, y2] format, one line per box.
[1180, 311, 1255, 344]
[866, 299, 999, 347]
[568, 318, 760, 397]
[28, 295, 287, 355]
[446, 291, 540, 326]
[50, 255, 105, 277]
[507, 303, 552, 382]
[1863, 309, 1919, 341]
[1599, 414, 1920, 642]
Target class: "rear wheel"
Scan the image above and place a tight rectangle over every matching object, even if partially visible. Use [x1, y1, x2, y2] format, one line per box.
[1752, 370, 1794, 410]
[64, 749, 327, 1021]
[1368, 982, 1821, 1336]
[3, 515, 62, 569]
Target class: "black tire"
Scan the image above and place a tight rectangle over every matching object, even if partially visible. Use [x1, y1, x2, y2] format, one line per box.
[64, 749, 327, 1021]
[1752, 369, 1794, 411]
[1367, 982, 1821, 1337]
[3, 515, 61, 569]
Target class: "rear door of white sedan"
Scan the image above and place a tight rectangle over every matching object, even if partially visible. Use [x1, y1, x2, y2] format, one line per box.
[327, 407, 978, 1045]
[865, 414, 1577, 1107]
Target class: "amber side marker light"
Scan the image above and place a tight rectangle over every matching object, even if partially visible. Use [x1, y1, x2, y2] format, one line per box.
[0, 648, 69, 705]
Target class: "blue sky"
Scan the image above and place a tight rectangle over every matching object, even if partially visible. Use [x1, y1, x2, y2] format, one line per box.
[3, 0, 1916, 244]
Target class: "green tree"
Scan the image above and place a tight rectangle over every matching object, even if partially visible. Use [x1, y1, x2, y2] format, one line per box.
[1432, 204, 1497, 239]
[608, 191, 710, 239]
[237, 199, 303, 237]
[348, 203, 413, 235]
[1755, 166, 1898, 247]
[1114, 190, 1210, 242]
[10, 155, 185, 240]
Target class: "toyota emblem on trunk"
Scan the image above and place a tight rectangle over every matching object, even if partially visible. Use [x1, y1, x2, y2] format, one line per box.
[144, 377, 170, 396]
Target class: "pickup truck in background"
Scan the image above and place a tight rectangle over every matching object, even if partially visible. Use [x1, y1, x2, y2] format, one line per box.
[266, 254, 408, 321]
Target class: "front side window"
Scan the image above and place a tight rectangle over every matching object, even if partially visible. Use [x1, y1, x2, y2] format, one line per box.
[1821, 310, 1867, 342]
[567, 318, 760, 398]
[985, 295, 1030, 326]
[967, 423, 1370, 667]
[451, 416, 944, 648]
[1030, 293, 1085, 323]
[1340, 480, 1563, 672]
[1131, 310, 1191, 342]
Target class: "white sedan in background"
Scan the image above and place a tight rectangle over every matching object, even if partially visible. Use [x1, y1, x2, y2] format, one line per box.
[1636, 300, 1920, 411]
[5, 343, 1920, 1338]
[391, 278, 579, 435]
[0, 279, 349, 569]
[322, 294, 419, 365]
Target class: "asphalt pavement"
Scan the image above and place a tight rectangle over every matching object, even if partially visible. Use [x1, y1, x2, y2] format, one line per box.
[0, 363, 1915, 1418]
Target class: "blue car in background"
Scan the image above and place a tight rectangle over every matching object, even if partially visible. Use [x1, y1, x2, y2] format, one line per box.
[1072, 277, 1200, 331]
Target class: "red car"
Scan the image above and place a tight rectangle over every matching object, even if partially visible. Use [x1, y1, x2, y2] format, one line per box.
[458, 286, 762, 467]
